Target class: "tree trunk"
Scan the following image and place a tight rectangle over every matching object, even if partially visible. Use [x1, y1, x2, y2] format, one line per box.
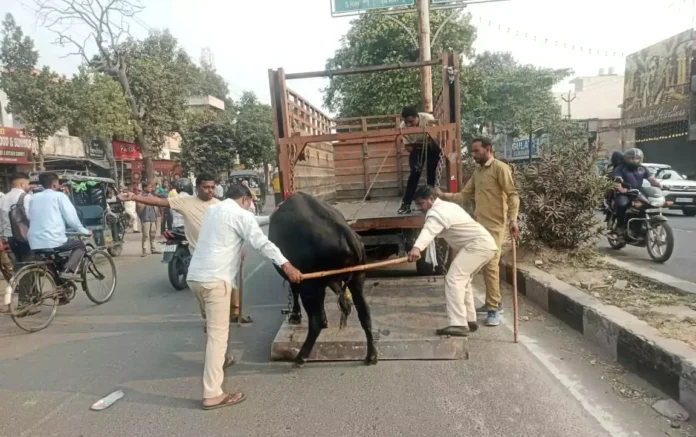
[144, 154, 154, 184]
[38, 138, 45, 171]
[101, 138, 119, 183]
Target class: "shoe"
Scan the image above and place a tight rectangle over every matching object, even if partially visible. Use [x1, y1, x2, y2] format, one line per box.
[141, 252, 147, 257]
[397, 203, 411, 214]
[435, 325, 469, 337]
[476, 303, 504, 315]
[467, 322, 479, 333]
[151, 250, 162, 255]
[486, 311, 501, 326]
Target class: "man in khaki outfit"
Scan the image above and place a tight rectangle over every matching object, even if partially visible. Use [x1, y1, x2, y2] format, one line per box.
[437, 137, 520, 327]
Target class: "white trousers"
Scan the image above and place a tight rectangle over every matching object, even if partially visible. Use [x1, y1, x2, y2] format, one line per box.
[444, 247, 496, 326]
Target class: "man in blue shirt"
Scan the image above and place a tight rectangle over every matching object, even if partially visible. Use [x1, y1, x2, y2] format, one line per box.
[28, 173, 91, 276]
[611, 148, 661, 239]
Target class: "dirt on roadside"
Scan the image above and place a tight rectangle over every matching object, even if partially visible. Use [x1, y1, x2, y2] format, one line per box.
[508, 246, 696, 350]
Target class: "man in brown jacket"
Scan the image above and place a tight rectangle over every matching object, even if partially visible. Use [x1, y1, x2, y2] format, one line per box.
[437, 137, 519, 327]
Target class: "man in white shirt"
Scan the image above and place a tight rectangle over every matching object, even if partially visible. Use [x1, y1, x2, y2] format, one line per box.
[28, 173, 91, 276]
[407, 186, 497, 337]
[187, 184, 301, 410]
[398, 106, 441, 214]
[0, 173, 32, 277]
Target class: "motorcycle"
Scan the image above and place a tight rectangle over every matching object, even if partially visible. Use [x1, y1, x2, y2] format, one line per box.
[161, 227, 191, 290]
[604, 183, 675, 263]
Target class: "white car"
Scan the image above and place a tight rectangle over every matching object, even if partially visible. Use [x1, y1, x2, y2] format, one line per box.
[653, 169, 696, 217]
[643, 162, 672, 175]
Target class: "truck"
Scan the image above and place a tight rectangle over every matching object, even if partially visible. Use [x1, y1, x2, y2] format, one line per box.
[268, 52, 468, 362]
[269, 51, 462, 275]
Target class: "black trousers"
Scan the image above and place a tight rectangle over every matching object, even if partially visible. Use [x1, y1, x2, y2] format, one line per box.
[402, 145, 441, 205]
[161, 208, 173, 233]
[55, 239, 86, 273]
[614, 194, 630, 228]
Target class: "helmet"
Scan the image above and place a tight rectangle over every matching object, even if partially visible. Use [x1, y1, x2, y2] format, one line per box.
[623, 148, 643, 169]
[174, 177, 193, 195]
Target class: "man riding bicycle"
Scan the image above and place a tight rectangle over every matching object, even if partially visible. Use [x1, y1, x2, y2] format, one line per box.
[27, 173, 92, 279]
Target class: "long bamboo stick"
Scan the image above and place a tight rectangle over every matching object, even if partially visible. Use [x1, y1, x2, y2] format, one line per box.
[299, 257, 409, 281]
[512, 237, 519, 343]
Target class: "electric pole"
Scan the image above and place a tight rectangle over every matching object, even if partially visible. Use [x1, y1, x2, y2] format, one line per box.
[417, 0, 433, 112]
[561, 90, 576, 119]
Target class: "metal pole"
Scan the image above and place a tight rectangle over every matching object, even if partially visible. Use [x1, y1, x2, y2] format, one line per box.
[528, 129, 534, 164]
[512, 236, 519, 343]
[417, 0, 433, 112]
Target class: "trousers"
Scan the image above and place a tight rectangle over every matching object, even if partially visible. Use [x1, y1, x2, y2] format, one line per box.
[141, 221, 157, 253]
[55, 239, 86, 273]
[188, 279, 232, 399]
[482, 228, 504, 310]
[402, 145, 441, 205]
[445, 247, 496, 326]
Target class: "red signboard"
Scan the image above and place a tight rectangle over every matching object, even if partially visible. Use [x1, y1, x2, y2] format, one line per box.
[131, 160, 178, 174]
[0, 127, 32, 164]
[113, 141, 141, 161]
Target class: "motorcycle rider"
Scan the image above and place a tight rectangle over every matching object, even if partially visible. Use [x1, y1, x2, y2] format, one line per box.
[170, 177, 193, 229]
[611, 148, 661, 240]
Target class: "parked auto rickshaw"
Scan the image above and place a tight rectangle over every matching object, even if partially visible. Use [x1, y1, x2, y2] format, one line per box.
[29, 171, 126, 257]
[229, 170, 265, 212]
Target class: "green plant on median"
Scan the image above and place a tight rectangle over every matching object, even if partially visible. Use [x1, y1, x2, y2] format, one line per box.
[514, 119, 611, 252]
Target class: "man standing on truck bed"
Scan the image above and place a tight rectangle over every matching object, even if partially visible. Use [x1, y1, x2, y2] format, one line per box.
[398, 106, 441, 215]
[436, 137, 519, 327]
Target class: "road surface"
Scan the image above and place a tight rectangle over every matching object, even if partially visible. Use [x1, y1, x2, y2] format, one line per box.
[0, 212, 692, 437]
[598, 210, 696, 283]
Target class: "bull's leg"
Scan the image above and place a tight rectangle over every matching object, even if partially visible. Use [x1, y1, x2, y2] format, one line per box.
[288, 285, 302, 325]
[348, 273, 378, 365]
[294, 287, 326, 368]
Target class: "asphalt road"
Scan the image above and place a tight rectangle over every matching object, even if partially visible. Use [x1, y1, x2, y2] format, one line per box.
[0, 208, 693, 436]
[597, 210, 696, 283]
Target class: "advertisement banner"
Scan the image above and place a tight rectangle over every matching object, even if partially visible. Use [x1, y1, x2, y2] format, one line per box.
[112, 141, 141, 161]
[622, 29, 693, 128]
[0, 127, 32, 164]
[131, 160, 178, 174]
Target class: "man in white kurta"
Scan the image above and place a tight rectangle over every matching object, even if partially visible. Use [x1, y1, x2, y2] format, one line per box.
[408, 186, 498, 336]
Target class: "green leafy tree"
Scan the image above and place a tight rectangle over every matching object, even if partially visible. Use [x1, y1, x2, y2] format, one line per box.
[234, 92, 274, 182]
[65, 67, 137, 180]
[36, 1, 196, 182]
[180, 114, 237, 177]
[323, 11, 476, 117]
[0, 13, 68, 170]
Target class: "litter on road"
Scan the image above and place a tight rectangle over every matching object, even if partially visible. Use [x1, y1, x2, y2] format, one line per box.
[90, 389, 125, 411]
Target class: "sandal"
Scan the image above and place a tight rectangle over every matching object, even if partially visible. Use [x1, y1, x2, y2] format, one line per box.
[230, 315, 253, 324]
[202, 392, 246, 410]
[224, 354, 236, 369]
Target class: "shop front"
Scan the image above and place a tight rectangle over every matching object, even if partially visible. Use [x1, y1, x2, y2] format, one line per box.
[0, 127, 33, 192]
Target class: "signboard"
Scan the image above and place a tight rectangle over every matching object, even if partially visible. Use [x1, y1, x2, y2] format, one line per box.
[333, 0, 413, 13]
[0, 127, 32, 164]
[506, 135, 548, 161]
[84, 140, 106, 160]
[622, 29, 693, 128]
[131, 160, 178, 174]
[112, 141, 141, 161]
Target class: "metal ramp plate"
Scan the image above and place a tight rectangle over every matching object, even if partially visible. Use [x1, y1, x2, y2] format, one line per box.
[271, 276, 469, 361]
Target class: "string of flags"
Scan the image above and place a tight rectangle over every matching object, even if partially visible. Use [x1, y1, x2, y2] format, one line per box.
[472, 16, 692, 60]
[623, 131, 688, 145]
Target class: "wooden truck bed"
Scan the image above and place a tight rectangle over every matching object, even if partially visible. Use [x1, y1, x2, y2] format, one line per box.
[331, 197, 424, 231]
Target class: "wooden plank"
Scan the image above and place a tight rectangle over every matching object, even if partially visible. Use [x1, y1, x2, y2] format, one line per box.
[279, 124, 457, 147]
[271, 277, 469, 362]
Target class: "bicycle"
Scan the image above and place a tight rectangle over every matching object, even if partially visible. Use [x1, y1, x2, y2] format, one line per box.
[7, 232, 118, 332]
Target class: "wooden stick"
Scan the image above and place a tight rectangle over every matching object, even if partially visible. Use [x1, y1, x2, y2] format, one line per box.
[300, 257, 409, 281]
[238, 251, 245, 327]
[511, 237, 519, 343]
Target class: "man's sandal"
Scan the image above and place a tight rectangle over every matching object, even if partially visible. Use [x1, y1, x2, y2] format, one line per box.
[224, 354, 236, 369]
[230, 315, 253, 324]
[202, 392, 246, 410]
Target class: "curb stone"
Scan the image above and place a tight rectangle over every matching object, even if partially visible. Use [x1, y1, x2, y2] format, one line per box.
[500, 257, 696, 416]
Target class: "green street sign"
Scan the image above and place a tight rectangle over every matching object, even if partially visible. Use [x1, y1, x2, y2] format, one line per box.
[333, 0, 414, 13]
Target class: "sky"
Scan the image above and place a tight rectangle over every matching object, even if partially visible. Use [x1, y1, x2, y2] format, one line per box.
[3, 0, 695, 114]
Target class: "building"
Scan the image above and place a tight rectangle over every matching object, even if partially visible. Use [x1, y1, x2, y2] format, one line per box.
[622, 29, 695, 173]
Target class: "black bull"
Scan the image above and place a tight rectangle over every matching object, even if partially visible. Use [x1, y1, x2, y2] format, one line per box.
[269, 192, 378, 367]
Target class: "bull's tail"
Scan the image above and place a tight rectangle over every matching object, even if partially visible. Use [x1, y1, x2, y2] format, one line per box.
[328, 280, 353, 330]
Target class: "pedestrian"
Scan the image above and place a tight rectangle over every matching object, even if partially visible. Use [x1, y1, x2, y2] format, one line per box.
[137, 182, 161, 257]
[119, 174, 259, 323]
[214, 182, 224, 200]
[186, 184, 302, 410]
[436, 137, 520, 327]
[122, 189, 140, 233]
[0, 173, 32, 274]
[397, 105, 440, 214]
[408, 186, 497, 336]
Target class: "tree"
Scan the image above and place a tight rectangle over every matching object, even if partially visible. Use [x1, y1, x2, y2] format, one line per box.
[0, 14, 67, 170]
[36, 0, 196, 182]
[180, 114, 236, 177]
[64, 67, 136, 180]
[323, 10, 476, 117]
[234, 92, 274, 183]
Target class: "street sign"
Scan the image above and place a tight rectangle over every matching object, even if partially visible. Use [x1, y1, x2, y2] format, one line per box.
[333, 0, 413, 14]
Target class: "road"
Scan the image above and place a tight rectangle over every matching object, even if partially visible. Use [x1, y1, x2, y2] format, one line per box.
[0, 208, 693, 437]
[598, 210, 696, 283]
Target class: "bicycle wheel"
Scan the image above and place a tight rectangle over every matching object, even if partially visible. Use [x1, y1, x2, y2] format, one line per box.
[10, 265, 59, 333]
[81, 249, 117, 304]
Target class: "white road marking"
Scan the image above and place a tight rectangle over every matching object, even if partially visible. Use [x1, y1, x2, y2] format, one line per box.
[20, 391, 81, 437]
